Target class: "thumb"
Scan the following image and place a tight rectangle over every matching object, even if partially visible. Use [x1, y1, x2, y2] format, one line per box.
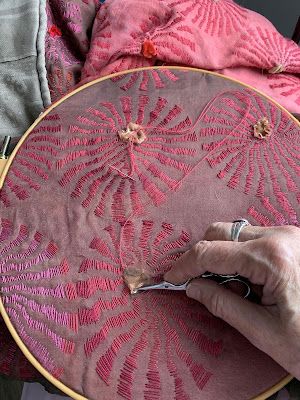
[187, 279, 272, 347]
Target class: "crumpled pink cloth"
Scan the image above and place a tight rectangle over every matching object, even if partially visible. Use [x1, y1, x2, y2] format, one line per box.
[45, 0, 100, 102]
[218, 68, 300, 113]
[81, 0, 300, 113]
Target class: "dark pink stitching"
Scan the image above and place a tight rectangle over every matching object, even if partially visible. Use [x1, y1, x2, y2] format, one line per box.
[84, 307, 140, 356]
[118, 330, 148, 399]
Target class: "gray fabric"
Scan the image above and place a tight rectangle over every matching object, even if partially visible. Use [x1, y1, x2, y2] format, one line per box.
[0, 0, 50, 143]
[37, 0, 51, 112]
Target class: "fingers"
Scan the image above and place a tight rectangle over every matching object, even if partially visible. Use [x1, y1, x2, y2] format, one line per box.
[186, 279, 273, 348]
[164, 239, 267, 285]
[204, 221, 275, 242]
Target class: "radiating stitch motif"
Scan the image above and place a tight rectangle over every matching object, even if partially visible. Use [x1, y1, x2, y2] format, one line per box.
[132, 11, 196, 65]
[247, 204, 285, 227]
[81, 10, 112, 77]
[78, 220, 221, 399]
[0, 218, 78, 378]
[0, 114, 62, 208]
[107, 56, 153, 78]
[83, 5, 196, 79]
[267, 74, 300, 106]
[81, 0, 169, 78]
[199, 89, 300, 226]
[234, 26, 300, 73]
[55, 95, 199, 222]
[167, 0, 248, 36]
[110, 69, 180, 92]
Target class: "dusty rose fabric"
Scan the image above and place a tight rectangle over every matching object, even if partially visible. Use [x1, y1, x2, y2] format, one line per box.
[45, 0, 100, 102]
[44, 0, 300, 114]
[0, 68, 299, 399]
[79, 0, 300, 113]
[218, 68, 300, 114]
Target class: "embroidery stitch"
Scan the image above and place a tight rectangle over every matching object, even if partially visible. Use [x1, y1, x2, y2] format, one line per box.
[169, 0, 248, 36]
[235, 26, 300, 73]
[1, 66, 299, 398]
[55, 94, 199, 221]
[199, 90, 300, 221]
[0, 220, 78, 373]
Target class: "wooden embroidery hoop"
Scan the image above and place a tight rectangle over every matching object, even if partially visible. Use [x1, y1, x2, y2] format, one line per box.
[0, 66, 297, 400]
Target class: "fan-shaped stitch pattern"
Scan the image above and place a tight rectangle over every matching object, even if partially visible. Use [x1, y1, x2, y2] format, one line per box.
[0, 218, 79, 379]
[110, 68, 181, 92]
[0, 68, 296, 399]
[55, 94, 199, 222]
[131, 12, 196, 65]
[234, 26, 300, 73]
[81, 1, 159, 79]
[47, 66, 78, 102]
[82, 1, 196, 79]
[199, 89, 300, 226]
[166, 0, 248, 37]
[78, 219, 222, 399]
[267, 74, 300, 107]
[0, 114, 62, 208]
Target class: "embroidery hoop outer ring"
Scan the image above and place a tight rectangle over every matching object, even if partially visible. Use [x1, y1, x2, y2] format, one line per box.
[0, 66, 296, 400]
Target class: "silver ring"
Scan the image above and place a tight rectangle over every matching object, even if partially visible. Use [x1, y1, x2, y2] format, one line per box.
[231, 219, 250, 242]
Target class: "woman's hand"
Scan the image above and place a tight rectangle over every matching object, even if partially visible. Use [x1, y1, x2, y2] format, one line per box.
[164, 222, 300, 379]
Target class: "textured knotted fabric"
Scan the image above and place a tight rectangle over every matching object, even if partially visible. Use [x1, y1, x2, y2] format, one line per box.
[0, 68, 299, 400]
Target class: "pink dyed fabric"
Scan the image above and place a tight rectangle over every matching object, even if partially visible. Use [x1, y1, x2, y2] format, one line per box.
[45, 0, 100, 102]
[218, 68, 300, 113]
[80, 0, 300, 113]
[0, 68, 299, 399]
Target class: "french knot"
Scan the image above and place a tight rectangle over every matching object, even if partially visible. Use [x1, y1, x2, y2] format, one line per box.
[253, 117, 272, 140]
[118, 122, 146, 145]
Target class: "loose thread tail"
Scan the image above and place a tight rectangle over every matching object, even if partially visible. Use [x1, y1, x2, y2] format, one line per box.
[108, 165, 136, 181]
[118, 89, 252, 270]
[128, 142, 136, 176]
[141, 89, 252, 136]
[109, 142, 136, 180]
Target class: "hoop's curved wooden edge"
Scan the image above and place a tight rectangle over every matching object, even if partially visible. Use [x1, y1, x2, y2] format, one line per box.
[1, 66, 300, 189]
[0, 159, 8, 182]
[250, 374, 293, 400]
[0, 66, 298, 400]
[0, 297, 87, 400]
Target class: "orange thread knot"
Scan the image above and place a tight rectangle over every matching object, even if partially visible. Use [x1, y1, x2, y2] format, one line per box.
[142, 40, 157, 59]
[48, 25, 62, 38]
